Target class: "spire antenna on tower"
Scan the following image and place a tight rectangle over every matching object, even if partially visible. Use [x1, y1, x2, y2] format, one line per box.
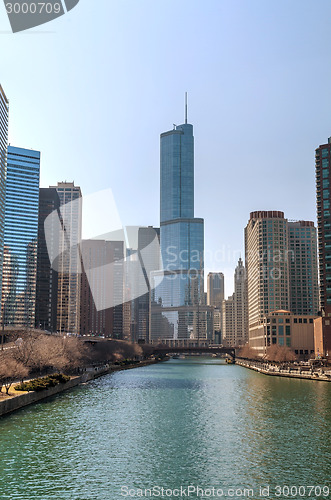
[185, 92, 188, 124]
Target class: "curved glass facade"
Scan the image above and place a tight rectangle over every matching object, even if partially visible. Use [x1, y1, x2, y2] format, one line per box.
[1, 146, 40, 327]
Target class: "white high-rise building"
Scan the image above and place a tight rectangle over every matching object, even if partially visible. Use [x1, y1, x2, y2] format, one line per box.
[234, 258, 248, 345]
[222, 258, 248, 346]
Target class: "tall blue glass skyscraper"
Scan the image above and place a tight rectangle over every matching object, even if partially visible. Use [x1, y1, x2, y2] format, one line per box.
[151, 105, 212, 344]
[1, 146, 40, 327]
[0, 85, 9, 303]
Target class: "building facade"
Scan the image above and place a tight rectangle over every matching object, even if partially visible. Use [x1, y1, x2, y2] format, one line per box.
[250, 310, 315, 360]
[245, 211, 290, 353]
[134, 227, 160, 342]
[234, 257, 248, 345]
[315, 138, 331, 358]
[288, 221, 319, 316]
[221, 258, 248, 347]
[80, 239, 123, 338]
[0, 85, 9, 301]
[245, 211, 319, 356]
[1, 146, 40, 327]
[207, 272, 224, 308]
[35, 188, 60, 331]
[50, 181, 82, 334]
[151, 110, 212, 343]
[222, 294, 235, 346]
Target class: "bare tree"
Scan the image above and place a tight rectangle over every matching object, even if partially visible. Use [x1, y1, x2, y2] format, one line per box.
[238, 345, 259, 360]
[266, 345, 297, 363]
[0, 355, 29, 395]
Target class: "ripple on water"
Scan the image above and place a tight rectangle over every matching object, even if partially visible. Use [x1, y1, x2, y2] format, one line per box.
[0, 359, 330, 499]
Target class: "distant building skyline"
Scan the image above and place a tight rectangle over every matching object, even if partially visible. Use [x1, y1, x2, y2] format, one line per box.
[207, 272, 224, 309]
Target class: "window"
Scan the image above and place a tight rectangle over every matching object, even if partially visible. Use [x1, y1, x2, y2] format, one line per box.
[279, 337, 284, 346]
[303, 318, 307, 324]
[278, 325, 284, 336]
[278, 318, 283, 323]
[286, 338, 291, 347]
[272, 338, 277, 344]
[294, 318, 298, 323]
[286, 325, 291, 336]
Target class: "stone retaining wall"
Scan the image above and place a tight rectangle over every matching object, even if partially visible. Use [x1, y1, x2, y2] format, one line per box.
[0, 359, 159, 418]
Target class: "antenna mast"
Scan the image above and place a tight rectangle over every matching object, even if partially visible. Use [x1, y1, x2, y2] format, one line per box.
[185, 92, 188, 124]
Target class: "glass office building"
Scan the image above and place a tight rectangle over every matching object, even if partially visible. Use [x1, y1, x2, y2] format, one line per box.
[50, 182, 82, 335]
[35, 188, 60, 331]
[0, 85, 9, 301]
[151, 118, 212, 344]
[1, 146, 40, 327]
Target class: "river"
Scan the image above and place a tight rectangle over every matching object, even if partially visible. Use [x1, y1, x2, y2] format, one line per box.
[0, 358, 330, 499]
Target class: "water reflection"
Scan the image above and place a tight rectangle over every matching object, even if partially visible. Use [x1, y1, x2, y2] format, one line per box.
[0, 359, 330, 500]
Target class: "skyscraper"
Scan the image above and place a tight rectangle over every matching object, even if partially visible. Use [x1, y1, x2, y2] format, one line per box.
[1, 146, 40, 327]
[288, 221, 319, 316]
[50, 181, 82, 334]
[245, 211, 319, 355]
[245, 211, 290, 353]
[151, 98, 212, 344]
[0, 85, 9, 300]
[222, 294, 235, 346]
[134, 226, 160, 342]
[207, 272, 224, 308]
[316, 139, 331, 313]
[234, 257, 248, 345]
[315, 138, 331, 358]
[221, 258, 248, 347]
[80, 239, 124, 338]
[35, 188, 60, 331]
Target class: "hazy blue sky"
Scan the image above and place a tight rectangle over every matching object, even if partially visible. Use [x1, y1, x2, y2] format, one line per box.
[2, 0, 331, 295]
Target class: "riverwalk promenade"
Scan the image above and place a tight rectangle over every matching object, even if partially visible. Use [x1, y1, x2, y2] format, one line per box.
[237, 358, 331, 382]
[0, 358, 159, 417]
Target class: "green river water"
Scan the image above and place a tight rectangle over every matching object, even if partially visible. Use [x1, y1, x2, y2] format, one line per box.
[0, 358, 330, 500]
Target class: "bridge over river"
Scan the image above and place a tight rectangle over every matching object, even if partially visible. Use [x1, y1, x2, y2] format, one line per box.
[151, 345, 236, 359]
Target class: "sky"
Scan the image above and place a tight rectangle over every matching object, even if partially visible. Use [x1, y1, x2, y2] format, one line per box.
[1, 0, 331, 296]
